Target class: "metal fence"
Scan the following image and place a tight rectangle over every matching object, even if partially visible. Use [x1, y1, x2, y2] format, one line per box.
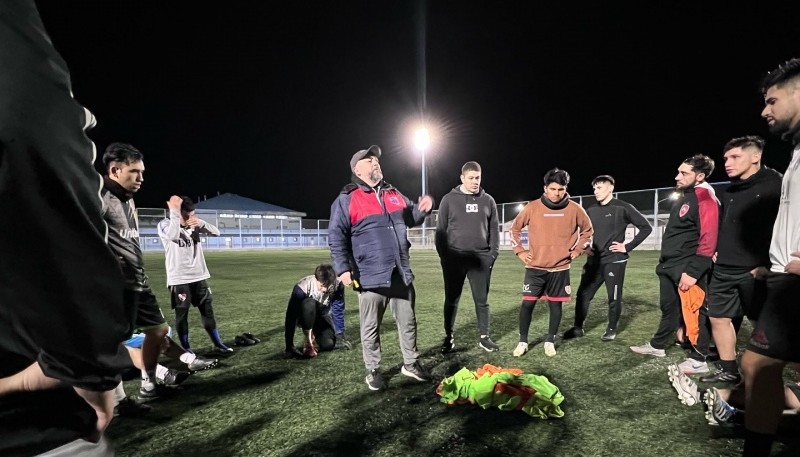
[137, 182, 727, 251]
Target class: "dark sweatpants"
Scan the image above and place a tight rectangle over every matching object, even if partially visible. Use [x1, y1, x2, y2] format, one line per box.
[574, 260, 628, 331]
[441, 251, 494, 336]
[650, 262, 710, 358]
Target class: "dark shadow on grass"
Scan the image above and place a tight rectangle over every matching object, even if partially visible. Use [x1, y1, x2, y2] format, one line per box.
[155, 410, 277, 457]
[108, 369, 288, 447]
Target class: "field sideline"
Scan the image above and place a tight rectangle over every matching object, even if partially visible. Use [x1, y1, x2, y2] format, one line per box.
[107, 249, 796, 456]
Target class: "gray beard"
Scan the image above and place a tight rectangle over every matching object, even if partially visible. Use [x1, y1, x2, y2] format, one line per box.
[370, 170, 383, 183]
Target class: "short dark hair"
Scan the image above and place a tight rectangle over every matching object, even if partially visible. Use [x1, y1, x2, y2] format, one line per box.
[103, 142, 143, 172]
[314, 264, 336, 287]
[543, 168, 570, 186]
[592, 175, 615, 187]
[682, 154, 715, 178]
[461, 161, 481, 174]
[760, 58, 800, 94]
[180, 196, 195, 213]
[722, 135, 765, 153]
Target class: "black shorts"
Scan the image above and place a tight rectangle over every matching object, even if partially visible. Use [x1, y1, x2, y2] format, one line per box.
[522, 268, 571, 302]
[125, 287, 167, 330]
[707, 266, 766, 320]
[170, 280, 212, 309]
[746, 273, 800, 363]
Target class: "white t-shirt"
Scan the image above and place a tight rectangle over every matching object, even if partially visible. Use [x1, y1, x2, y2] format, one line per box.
[769, 145, 800, 272]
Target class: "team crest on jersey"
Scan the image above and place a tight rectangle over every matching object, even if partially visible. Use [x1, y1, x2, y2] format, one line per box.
[466, 203, 478, 213]
[564, 285, 571, 294]
[389, 196, 400, 205]
[679, 204, 689, 217]
[178, 293, 187, 302]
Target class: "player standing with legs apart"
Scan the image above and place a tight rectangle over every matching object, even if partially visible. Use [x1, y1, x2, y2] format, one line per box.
[563, 175, 652, 341]
[329, 145, 433, 391]
[701, 137, 781, 385]
[102, 143, 171, 400]
[436, 161, 501, 353]
[740, 58, 800, 457]
[630, 155, 719, 374]
[1, 2, 133, 453]
[510, 168, 593, 357]
[283, 264, 352, 358]
[158, 195, 232, 353]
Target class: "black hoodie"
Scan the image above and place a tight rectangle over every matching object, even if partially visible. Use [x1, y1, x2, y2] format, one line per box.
[716, 166, 782, 269]
[435, 186, 499, 258]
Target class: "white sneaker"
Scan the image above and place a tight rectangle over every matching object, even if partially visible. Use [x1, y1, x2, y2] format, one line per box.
[544, 342, 556, 357]
[512, 342, 529, 357]
[667, 364, 700, 406]
[677, 358, 709, 375]
[629, 342, 666, 357]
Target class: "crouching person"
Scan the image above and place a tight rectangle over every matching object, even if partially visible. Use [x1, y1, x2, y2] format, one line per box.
[284, 264, 352, 358]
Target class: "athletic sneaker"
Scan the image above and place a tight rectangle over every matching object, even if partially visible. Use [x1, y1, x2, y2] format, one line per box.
[677, 358, 709, 375]
[478, 336, 500, 352]
[187, 356, 219, 372]
[283, 347, 303, 359]
[544, 342, 557, 357]
[563, 326, 585, 339]
[667, 363, 701, 406]
[601, 330, 617, 341]
[138, 384, 173, 401]
[365, 368, 385, 391]
[629, 342, 666, 357]
[211, 344, 234, 353]
[401, 361, 431, 382]
[113, 397, 152, 417]
[512, 342, 529, 357]
[159, 369, 190, 386]
[704, 387, 736, 425]
[700, 368, 741, 384]
[441, 334, 455, 354]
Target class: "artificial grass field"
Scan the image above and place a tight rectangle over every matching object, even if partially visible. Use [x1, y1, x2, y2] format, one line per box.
[108, 249, 797, 456]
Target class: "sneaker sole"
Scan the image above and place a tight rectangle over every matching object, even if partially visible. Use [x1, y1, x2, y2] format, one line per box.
[601, 335, 616, 341]
[704, 389, 718, 425]
[189, 360, 219, 373]
[400, 366, 428, 382]
[630, 347, 666, 357]
[478, 342, 499, 352]
[365, 376, 382, 391]
[667, 364, 699, 406]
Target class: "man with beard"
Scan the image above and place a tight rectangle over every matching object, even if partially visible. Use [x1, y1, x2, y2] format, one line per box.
[740, 58, 800, 457]
[102, 143, 171, 400]
[436, 161, 501, 354]
[563, 175, 652, 341]
[509, 168, 593, 357]
[329, 146, 433, 391]
[630, 154, 719, 370]
[700, 136, 781, 385]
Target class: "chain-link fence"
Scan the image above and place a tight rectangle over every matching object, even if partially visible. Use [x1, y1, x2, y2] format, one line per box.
[135, 182, 727, 251]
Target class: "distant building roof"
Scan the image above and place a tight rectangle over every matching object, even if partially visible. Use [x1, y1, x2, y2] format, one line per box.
[195, 193, 306, 217]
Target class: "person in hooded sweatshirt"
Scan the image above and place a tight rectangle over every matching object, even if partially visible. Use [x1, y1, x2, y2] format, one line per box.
[436, 161, 501, 354]
[510, 168, 594, 358]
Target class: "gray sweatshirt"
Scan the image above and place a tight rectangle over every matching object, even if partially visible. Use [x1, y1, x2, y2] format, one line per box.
[157, 209, 220, 286]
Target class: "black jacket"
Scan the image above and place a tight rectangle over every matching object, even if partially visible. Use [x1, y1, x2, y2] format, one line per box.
[585, 198, 652, 264]
[102, 176, 148, 291]
[0, 1, 131, 454]
[435, 186, 500, 259]
[716, 167, 782, 268]
[659, 182, 719, 279]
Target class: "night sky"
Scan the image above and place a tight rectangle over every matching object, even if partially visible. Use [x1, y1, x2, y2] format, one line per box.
[36, 1, 800, 219]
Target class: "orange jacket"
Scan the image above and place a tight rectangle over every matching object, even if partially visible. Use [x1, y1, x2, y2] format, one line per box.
[679, 285, 705, 345]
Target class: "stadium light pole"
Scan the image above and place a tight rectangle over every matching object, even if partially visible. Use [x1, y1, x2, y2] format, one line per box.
[414, 127, 431, 244]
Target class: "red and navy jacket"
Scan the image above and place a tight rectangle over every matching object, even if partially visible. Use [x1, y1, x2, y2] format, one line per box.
[659, 182, 719, 279]
[329, 178, 430, 289]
